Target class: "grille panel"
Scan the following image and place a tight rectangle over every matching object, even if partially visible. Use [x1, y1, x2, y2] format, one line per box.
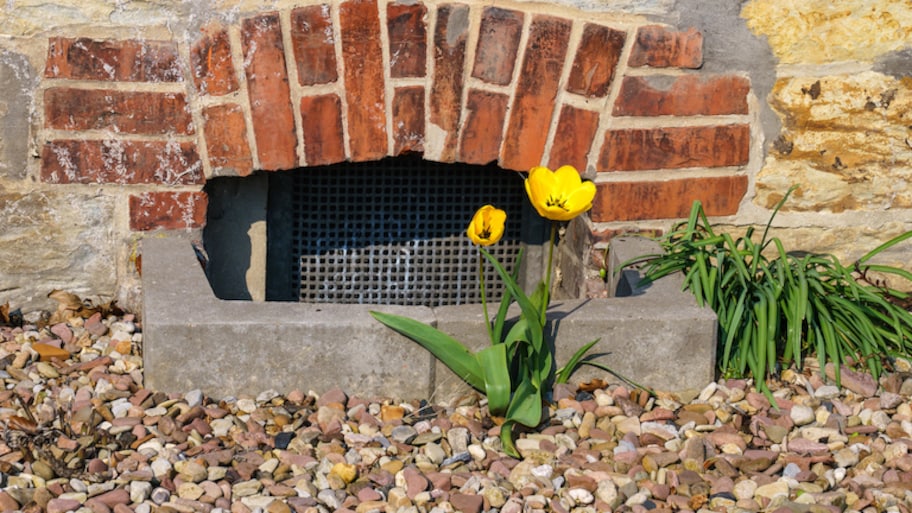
[289, 158, 527, 306]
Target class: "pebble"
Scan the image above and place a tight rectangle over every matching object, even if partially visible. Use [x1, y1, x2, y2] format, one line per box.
[1, 309, 911, 513]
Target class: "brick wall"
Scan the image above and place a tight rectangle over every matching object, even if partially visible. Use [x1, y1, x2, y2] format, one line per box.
[36, 1, 754, 280]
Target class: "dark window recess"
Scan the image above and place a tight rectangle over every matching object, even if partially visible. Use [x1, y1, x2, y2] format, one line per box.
[267, 157, 536, 306]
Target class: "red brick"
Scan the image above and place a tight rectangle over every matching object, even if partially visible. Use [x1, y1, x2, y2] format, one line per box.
[340, 0, 388, 161]
[44, 88, 194, 135]
[591, 175, 747, 222]
[300, 94, 346, 166]
[392, 86, 425, 155]
[628, 25, 702, 68]
[242, 13, 298, 170]
[130, 191, 208, 231]
[599, 125, 750, 171]
[613, 75, 750, 116]
[41, 139, 203, 185]
[387, 3, 427, 78]
[291, 5, 338, 86]
[202, 104, 253, 176]
[44, 37, 182, 82]
[471, 7, 523, 86]
[548, 106, 599, 171]
[501, 15, 571, 171]
[429, 4, 469, 162]
[459, 89, 508, 165]
[567, 24, 625, 98]
[190, 27, 239, 96]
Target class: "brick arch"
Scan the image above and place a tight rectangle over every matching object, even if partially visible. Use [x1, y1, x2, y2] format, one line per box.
[38, 1, 752, 234]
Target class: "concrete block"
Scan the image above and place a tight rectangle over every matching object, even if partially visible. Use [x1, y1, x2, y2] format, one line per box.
[143, 235, 717, 402]
[142, 236, 435, 399]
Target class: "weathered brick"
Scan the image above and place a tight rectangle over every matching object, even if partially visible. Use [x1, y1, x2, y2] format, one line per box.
[567, 24, 625, 98]
[471, 7, 523, 86]
[599, 125, 750, 171]
[190, 27, 239, 96]
[242, 12, 298, 171]
[44, 88, 194, 135]
[291, 5, 338, 86]
[340, 0, 388, 161]
[41, 139, 203, 185]
[44, 37, 182, 82]
[459, 89, 508, 165]
[202, 104, 253, 176]
[392, 86, 425, 155]
[591, 175, 747, 222]
[613, 75, 750, 116]
[501, 15, 571, 171]
[548, 106, 599, 171]
[628, 25, 702, 68]
[300, 94, 346, 166]
[388, 3, 427, 78]
[429, 4, 469, 162]
[130, 191, 208, 231]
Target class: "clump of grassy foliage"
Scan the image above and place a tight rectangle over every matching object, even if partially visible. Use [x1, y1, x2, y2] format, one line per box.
[623, 187, 912, 395]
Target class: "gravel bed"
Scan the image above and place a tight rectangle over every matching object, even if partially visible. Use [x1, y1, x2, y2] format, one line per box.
[2, 308, 912, 513]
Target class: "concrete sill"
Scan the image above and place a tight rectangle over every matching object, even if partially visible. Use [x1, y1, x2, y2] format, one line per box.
[142, 236, 717, 401]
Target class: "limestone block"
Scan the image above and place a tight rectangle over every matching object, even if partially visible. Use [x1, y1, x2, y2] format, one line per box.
[755, 72, 912, 212]
[0, 49, 34, 181]
[742, 0, 912, 64]
[0, 187, 116, 312]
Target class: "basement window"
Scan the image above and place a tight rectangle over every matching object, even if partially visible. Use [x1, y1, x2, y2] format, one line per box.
[203, 156, 546, 305]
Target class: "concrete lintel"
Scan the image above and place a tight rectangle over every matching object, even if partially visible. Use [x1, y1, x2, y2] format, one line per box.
[142, 235, 717, 401]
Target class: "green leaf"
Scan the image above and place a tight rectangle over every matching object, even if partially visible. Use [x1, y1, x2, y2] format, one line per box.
[505, 376, 543, 429]
[477, 345, 510, 416]
[370, 311, 484, 391]
[556, 338, 600, 384]
[480, 248, 544, 353]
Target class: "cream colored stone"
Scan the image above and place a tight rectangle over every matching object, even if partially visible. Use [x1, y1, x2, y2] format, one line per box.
[755, 72, 912, 212]
[742, 0, 912, 64]
[0, 186, 117, 312]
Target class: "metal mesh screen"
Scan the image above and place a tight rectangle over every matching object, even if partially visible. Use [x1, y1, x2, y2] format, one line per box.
[288, 158, 527, 306]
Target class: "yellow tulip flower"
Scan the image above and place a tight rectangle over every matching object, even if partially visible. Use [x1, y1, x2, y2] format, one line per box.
[467, 205, 507, 246]
[524, 165, 596, 221]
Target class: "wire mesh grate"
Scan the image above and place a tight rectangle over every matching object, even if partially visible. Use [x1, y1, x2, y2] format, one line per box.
[289, 157, 527, 306]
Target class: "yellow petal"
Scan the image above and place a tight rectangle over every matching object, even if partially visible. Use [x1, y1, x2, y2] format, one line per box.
[467, 205, 507, 246]
[524, 165, 595, 221]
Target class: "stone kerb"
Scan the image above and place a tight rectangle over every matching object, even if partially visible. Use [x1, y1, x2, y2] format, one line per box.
[142, 236, 717, 400]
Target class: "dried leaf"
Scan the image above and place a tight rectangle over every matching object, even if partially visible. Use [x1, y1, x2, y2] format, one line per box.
[578, 378, 609, 392]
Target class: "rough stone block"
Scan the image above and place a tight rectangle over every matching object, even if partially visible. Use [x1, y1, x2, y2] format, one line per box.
[0, 49, 33, 180]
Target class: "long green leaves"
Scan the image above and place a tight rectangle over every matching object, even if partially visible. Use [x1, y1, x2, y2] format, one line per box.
[624, 187, 912, 394]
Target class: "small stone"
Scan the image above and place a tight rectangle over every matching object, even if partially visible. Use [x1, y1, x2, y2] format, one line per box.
[33, 342, 70, 362]
[789, 405, 815, 426]
[330, 462, 357, 484]
[450, 492, 484, 513]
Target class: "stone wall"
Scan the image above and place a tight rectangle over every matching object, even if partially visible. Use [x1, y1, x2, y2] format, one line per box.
[0, 0, 910, 312]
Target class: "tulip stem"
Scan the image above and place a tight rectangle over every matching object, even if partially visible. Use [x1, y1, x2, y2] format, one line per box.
[542, 222, 557, 324]
[478, 251, 493, 343]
